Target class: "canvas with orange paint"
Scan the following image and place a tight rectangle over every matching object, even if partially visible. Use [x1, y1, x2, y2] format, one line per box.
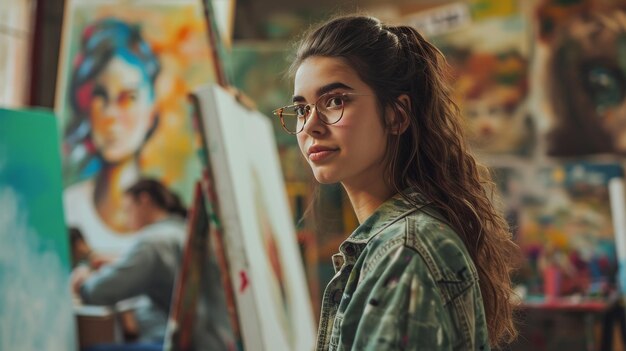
[428, 3, 534, 156]
[55, 0, 216, 254]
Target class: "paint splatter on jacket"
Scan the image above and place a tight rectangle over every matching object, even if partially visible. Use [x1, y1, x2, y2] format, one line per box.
[316, 190, 490, 350]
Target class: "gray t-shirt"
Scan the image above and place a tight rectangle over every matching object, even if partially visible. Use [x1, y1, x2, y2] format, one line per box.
[80, 217, 186, 342]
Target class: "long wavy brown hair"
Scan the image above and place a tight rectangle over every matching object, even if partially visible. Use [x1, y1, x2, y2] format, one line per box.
[290, 15, 520, 347]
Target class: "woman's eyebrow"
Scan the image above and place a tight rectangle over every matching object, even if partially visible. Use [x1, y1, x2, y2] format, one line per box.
[292, 82, 354, 103]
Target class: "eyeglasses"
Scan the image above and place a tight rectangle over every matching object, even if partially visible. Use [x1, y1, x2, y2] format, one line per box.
[272, 92, 368, 134]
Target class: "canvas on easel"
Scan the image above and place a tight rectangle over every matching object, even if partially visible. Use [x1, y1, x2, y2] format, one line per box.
[192, 84, 316, 351]
[164, 180, 238, 351]
[165, 182, 205, 351]
[0, 108, 78, 351]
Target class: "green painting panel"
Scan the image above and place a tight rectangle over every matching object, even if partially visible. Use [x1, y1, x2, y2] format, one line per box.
[0, 108, 70, 269]
[225, 42, 294, 146]
[0, 108, 77, 350]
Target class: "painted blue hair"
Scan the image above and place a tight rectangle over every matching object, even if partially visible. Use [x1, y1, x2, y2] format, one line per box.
[69, 18, 160, 117]
[65, 18, 161, 179]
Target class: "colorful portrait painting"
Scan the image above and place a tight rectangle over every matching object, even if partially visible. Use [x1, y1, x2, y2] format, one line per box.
[194, 84, 316, 351]
[430, 11, 533, 156]
[0, 109, 77, 351]
[55, 0, 217, 254]
[535, 0, 626, 156]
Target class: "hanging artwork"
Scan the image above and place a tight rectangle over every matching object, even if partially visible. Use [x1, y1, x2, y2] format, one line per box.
[533, 0, 626, 156]
[55, 0, 218, 254]
[225, 42, 294, 146]
[516, 163, 623, 298]
[427, 5, 533, 156]
[0, 108, 77, 351]
[193, 84, 316, 351]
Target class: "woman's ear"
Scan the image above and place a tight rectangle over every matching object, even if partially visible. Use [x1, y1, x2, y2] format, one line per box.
[385, 94, 411, 135]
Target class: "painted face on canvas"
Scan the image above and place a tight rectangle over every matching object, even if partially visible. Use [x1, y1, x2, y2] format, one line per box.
[294, 56, 388, 186]
[89, 55, 155, 163]
[463, 85, 529, 153]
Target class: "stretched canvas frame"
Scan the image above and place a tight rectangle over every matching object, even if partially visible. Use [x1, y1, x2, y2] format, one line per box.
[192, 84, 316, 351]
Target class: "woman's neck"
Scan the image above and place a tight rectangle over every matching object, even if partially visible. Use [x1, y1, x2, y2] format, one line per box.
[146, 209, 171, 225]
[94, 157, 141, 232]
[342, 179, 396, 224]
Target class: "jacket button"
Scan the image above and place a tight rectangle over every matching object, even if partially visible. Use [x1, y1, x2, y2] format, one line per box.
[344, 244, 356, 256]
[332, 290, 343, 304]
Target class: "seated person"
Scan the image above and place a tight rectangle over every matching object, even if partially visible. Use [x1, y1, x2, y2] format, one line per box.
[69, 227, 115, 270]
[71, 179, 187, 343]
[69, 227, 92, 268]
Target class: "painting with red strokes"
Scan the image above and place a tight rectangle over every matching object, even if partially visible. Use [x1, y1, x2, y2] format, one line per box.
[192, 84, 315, 351]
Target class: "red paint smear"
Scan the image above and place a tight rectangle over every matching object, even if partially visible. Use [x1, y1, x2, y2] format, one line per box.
[239, 270, 249, 293]
[83, 24, 96, 42]
[85, 139, 96, 153]
[76, 81, 94, 113]
[73, 54, 83, 68]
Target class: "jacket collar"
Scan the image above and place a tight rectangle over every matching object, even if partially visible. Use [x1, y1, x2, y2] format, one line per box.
[342, 188, 430, 246]
[331, 189, 430, 271]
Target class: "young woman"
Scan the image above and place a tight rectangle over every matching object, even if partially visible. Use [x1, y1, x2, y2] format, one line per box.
[71, 179, 186, 343]
[273, 15, 519, 350]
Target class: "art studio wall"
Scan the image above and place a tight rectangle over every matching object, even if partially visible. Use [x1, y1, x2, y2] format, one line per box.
[7, 0, 626, 350]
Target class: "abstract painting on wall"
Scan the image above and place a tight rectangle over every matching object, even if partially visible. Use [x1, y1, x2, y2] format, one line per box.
[428, 6, 533, 157]
[55, 0, 217, 254]
[0, 108, 77, 351]
[533, 0, 626, 156]
[516, 163, 623, 299]
[193, 84, 316, 351]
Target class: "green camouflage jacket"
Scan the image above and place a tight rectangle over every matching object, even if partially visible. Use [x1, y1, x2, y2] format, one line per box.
[316, 190, 490, 351]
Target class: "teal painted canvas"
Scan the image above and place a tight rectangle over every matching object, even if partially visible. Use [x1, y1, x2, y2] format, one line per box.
[0, 108, 77, 350]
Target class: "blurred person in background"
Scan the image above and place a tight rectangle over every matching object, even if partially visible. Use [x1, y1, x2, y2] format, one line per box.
[71, 178, 186, 344]
[69, 227, 115, 269]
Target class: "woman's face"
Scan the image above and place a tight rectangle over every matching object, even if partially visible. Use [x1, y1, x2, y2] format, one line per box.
[89, 56, 155, 163]
[294, 56, 389, 187]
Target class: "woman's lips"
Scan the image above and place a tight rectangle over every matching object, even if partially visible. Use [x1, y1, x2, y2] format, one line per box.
[308, 146, 339, 162]
[309, 149, 338, 162]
